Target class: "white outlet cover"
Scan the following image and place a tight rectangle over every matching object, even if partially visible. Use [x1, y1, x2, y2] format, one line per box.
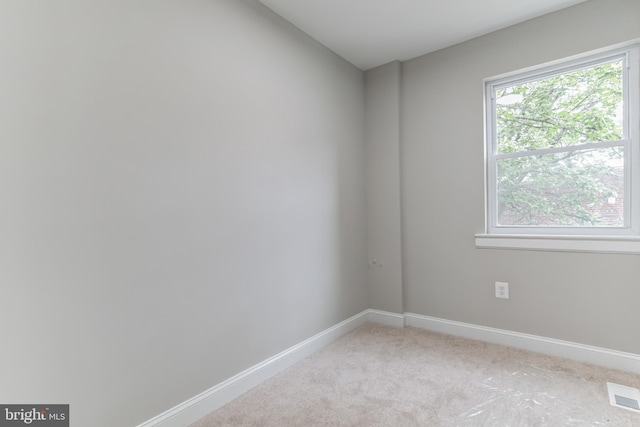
[495, 282, 509, 299]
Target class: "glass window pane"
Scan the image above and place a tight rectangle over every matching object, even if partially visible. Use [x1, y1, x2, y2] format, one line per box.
[497, 146, 624, 227]
[496, 60, 623, 154]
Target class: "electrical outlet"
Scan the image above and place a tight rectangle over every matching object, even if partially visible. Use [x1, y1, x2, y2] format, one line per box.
[495, 282, 509, 299]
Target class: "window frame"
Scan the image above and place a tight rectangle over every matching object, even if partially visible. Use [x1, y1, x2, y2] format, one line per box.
[481, 42, 640, 250]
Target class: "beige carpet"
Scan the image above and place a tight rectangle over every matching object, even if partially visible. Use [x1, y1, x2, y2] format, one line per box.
[191, 323, 640, 426]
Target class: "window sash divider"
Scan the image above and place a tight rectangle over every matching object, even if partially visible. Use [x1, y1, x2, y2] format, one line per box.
[494, 139, 629, 160]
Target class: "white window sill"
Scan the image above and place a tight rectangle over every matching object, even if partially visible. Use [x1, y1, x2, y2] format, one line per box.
[475, 234, 640, 254]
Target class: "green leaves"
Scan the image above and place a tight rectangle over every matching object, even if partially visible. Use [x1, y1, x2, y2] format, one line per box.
[496, 60, 623, 153]
[494, 59, 625, 227]
[497, 148, 623, 226]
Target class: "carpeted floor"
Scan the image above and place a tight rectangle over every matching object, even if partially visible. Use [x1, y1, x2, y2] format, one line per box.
[190, 323, 640, 426]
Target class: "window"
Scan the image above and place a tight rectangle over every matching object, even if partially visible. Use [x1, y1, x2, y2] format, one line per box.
[479, 43, 640, 253]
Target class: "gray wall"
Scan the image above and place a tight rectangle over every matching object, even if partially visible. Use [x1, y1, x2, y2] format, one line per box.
[401, 0, 640, 354]
[364, 62, 403, 313]
[0, 1, 367, 426]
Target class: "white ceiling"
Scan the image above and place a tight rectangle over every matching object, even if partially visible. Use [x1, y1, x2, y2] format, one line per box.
[258, 0, 588, 70]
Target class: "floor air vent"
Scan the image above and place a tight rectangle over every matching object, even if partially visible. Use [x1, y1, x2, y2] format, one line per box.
[607, 382, 640, 413]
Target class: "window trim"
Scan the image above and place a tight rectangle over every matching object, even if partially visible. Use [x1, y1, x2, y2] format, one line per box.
[479, 41, 640, 253]
[475, 233, 640, 254]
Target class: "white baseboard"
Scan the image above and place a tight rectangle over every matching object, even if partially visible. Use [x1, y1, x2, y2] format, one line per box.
[137, 309, 376, 427]
[138, 309, 640, 427]
[367, 309, 405, 327]
[404, 312, 640, 375]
